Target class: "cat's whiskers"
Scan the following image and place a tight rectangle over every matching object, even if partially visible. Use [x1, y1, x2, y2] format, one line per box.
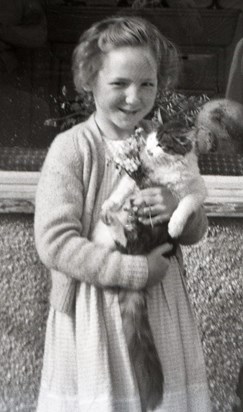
[149, 206, 153, 228]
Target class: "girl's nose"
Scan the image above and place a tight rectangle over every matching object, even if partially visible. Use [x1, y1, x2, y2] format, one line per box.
[125, 86, 140, 105]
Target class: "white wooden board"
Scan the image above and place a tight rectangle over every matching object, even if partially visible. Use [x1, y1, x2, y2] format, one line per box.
[0, 172, 242, 216]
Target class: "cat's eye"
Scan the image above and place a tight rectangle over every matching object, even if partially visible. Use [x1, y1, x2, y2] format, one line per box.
[178, 135, 188, 144]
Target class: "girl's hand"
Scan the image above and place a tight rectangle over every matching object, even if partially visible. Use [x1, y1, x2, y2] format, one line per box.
[131, 186, 178, 226]
[146, 243, 173, 287]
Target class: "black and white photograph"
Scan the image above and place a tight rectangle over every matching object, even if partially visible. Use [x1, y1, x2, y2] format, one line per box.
[0, 1, 242, 411]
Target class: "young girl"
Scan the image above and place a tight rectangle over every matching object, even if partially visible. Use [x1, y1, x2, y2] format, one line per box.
[34, 16, 211, 412]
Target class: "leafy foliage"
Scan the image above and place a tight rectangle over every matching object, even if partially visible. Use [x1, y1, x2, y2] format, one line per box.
[45, 87, 209, 132]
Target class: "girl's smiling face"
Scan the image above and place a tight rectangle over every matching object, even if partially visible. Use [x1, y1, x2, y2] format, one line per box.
[91, 46, 158, 140]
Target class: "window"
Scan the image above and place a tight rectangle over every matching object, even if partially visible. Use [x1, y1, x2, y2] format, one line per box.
[0, 4, 243, 216]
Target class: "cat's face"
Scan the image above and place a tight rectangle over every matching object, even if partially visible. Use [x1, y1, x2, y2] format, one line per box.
[145, 121, 193, 160]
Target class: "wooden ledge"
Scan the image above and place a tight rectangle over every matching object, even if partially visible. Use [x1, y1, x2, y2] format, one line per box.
[203, 175, 243, 217]
[0, 172, 39, 214]
[0, 171, 242, 217]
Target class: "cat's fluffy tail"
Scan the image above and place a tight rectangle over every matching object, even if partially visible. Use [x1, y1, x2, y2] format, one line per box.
[119, 289, 163, 410]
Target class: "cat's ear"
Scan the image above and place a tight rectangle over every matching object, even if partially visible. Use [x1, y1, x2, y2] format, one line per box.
[157, 109, 163, 125]
[152, 108, 164, 128]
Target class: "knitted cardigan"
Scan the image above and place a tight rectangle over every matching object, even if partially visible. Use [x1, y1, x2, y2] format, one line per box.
[34, 114, 208, 314]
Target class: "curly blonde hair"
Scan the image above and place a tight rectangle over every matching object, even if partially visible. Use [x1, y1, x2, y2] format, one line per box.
[72, 16, 180, 92]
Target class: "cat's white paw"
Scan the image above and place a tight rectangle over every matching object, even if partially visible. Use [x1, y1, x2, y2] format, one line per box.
[101, 208, 114, 225]
[168, 215, 186, 239]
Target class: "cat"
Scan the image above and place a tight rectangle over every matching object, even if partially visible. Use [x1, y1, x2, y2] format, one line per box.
[99, 120, 209, 239]
[91, 120, 213, 411]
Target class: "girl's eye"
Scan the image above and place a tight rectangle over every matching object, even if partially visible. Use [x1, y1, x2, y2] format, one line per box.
[110, 82, 126, 87]
[142, 82, 155, 87]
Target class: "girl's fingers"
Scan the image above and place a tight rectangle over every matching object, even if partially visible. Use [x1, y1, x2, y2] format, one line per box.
[131, 187, 163, 207]
[132, 197, 165, 215]
[159, 242, 173, 255]
[138, 212, 170, 226]
[132, 194, 161, 207]
[131, 186, 175, 209]
[137, 204, 167, 217]
[130, 186, 177, 225]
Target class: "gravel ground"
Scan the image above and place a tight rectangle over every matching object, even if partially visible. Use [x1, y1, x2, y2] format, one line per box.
[0, 215, 50, 412]
[0, 214, 242, 412]
[182, 218, 243, 412]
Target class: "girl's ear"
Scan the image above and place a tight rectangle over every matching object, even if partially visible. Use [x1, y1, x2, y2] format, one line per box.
[152, 108, 164, 129]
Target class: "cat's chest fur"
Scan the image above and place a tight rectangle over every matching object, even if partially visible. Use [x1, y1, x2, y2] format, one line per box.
[141, 142, 200, 198]
[144, 151, 197, 180]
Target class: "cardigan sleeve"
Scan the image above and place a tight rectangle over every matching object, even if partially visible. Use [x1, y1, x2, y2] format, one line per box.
[34, 130, 148, 291]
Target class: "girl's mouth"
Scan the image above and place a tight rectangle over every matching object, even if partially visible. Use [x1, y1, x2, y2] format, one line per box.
[119, 108, 139, 115]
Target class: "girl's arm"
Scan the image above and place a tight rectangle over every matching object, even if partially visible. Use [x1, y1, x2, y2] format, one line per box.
[34, 133, 170, 290]
[34, 133, 147, 291]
